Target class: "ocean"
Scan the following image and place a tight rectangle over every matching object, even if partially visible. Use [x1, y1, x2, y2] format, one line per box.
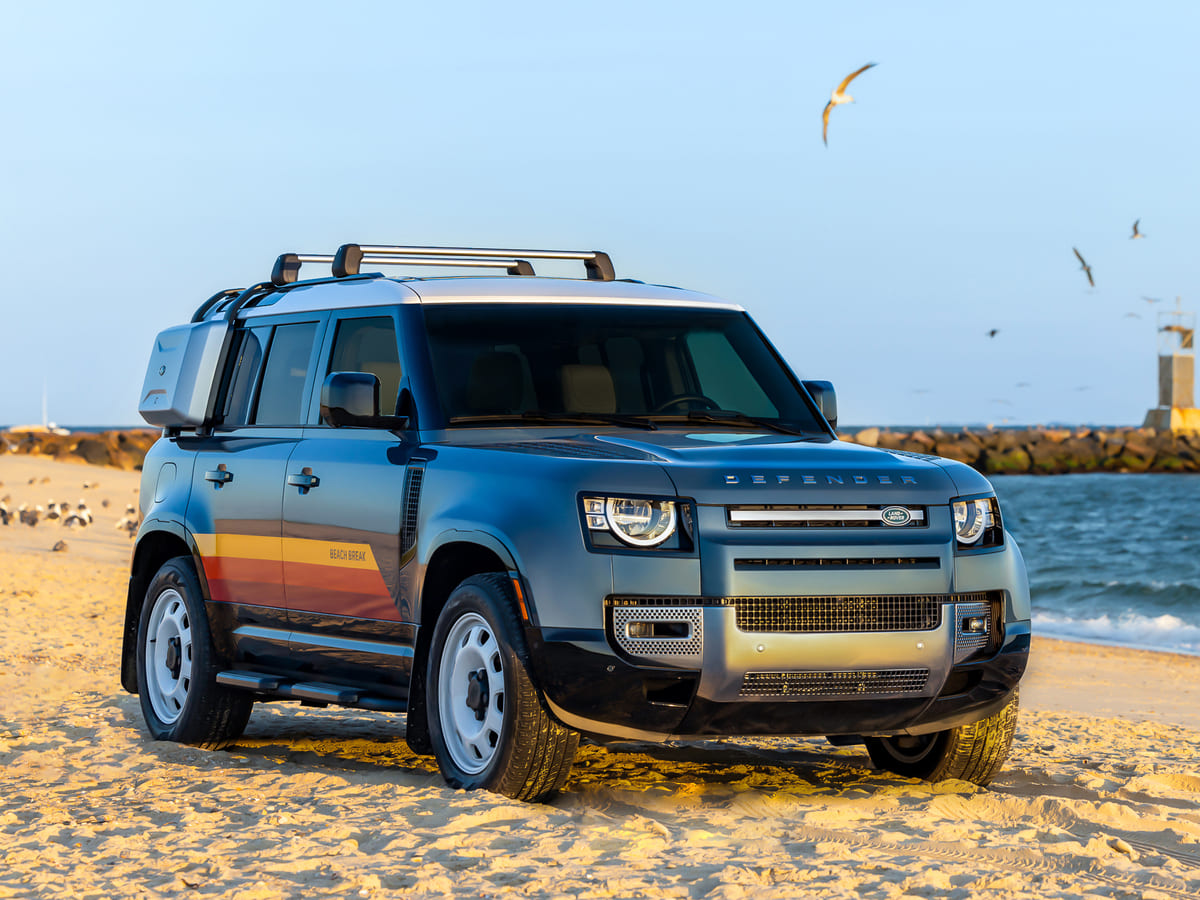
[993, 473, 1200, 656]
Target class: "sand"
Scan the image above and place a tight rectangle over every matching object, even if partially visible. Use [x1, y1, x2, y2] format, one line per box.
[2, 455, 1199, 899]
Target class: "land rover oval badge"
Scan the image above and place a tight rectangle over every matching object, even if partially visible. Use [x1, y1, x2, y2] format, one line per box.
[880, 506, 912, 526]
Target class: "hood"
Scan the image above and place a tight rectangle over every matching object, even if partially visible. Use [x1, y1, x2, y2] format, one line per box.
[593, 431, 961, 504]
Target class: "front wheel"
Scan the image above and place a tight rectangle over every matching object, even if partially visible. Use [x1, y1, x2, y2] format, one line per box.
[135, 556, 252, 750]
[865, 689, 1019, 787]
[426, 574, 578, 801]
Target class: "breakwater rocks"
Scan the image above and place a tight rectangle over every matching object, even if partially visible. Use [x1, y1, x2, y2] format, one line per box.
[1, 430, 158, 470]
[843, 426, 1200, 474]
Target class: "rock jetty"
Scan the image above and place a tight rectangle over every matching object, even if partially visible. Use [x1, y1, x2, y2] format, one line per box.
[843, 426, 1200, 474]
[1, 429, 158, 471]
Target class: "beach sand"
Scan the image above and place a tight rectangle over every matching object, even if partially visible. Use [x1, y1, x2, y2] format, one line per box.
[1, 456, 1198, 899]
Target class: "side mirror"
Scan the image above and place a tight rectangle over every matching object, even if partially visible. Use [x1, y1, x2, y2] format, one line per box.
[802, 380, 837, 430]
[321, 372, 408, 429]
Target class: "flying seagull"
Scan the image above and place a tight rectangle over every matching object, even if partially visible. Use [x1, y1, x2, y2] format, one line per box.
[1130, 219, 1145, 239]
[1124, 312, 1142, 319]
[823, 63, 876, 146]
[1072, 247, 1094, 287]
[1142, 296, 1163, 304]
[986, 329, 999, 338]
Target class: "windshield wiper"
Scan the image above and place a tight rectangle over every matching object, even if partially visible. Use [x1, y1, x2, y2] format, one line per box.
[645, 410, 817, 437]
[448, 412, 658, 430]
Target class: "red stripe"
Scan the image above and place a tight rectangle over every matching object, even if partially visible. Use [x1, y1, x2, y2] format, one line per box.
[201, 556, 286, 608]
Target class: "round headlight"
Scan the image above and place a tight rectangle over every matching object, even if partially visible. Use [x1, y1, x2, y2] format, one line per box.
[605, 497, 677, 547]
[953, 498, 992, 544]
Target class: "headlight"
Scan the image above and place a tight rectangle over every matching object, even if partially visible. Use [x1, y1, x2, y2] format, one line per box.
[952, 496, 1003, 549]
[583, 496, 678, 548]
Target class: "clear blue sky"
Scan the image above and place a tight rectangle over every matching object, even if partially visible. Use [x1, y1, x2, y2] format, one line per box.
[2, 1, 1197, 427]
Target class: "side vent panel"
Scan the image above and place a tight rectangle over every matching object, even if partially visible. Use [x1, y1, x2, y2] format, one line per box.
[401, 464, 426, 557]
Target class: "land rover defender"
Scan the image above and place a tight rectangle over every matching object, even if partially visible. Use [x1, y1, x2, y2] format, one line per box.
[123, 243, 1030, 801]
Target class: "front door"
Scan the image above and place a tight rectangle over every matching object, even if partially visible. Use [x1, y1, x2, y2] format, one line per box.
[282, 311, 418, 693]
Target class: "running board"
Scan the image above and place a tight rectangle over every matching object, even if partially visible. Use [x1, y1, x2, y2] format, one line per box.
[216, 670, 408, 713]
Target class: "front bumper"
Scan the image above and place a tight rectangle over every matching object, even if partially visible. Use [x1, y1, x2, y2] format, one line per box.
[528, 618, 1029, 741]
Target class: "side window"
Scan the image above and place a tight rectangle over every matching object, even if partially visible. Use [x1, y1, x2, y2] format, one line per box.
[222, 326, 270, 426]
[327, 316, 402, 415]
[254, 322, 319, 425]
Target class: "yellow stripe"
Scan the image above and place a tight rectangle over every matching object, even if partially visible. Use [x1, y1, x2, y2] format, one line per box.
[193, 533, 378, 570]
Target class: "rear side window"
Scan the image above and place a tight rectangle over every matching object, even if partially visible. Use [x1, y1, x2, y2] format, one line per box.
[222, 326, 270, 426]
[327, 316, 403, 415]
[254, 322, 319, 425]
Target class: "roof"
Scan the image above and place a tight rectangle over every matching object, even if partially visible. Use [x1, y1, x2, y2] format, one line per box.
[233, 274, 743, 320]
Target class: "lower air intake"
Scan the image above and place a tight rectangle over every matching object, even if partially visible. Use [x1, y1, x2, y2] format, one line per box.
[740, 668, 930, 698]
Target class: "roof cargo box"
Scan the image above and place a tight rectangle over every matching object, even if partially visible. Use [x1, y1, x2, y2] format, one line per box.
[138, 320, 230, 427]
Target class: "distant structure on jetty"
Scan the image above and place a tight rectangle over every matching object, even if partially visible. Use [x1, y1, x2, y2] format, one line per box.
[1143, 297, 1198, 432]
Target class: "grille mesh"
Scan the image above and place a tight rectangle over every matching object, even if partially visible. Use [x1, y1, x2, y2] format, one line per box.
[740, 668, 929, 697]
[734, 595, 943, 633]
[612, 607, 703, 659]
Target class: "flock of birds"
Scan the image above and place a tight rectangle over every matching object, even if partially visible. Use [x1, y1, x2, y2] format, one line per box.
[0, 488, 139, 537]
[822, 63, 1183, 414]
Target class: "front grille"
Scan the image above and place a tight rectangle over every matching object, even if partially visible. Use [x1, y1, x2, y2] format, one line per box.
[734, 594, 943, 633]
[740, 668, 929, 697]
[735, 557, 940, 570]
[726, 505, 926, 528]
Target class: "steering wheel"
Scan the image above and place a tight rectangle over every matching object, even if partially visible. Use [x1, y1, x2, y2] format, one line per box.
[651, 393, 721, 414]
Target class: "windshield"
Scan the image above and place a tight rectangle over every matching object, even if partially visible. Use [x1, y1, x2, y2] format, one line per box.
[421, 303, 825, 433]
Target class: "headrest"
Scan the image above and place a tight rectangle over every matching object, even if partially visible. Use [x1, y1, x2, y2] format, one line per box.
[561, 364, 616, 414]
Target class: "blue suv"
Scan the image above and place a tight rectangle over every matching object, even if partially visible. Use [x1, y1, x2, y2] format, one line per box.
[123, 243, 1030, 801]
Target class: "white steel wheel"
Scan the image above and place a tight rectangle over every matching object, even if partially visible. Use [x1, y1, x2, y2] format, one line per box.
[134, 556, 252, 750]
[437, 611, 506, 775]
[144, 587, 194, 725]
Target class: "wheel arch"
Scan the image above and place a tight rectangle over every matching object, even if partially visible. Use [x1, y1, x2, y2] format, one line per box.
[405, 536, 522, 754]
[121, 523, 204, 693]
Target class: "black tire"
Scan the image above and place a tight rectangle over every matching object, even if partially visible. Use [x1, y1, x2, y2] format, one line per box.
[135, 556, 252, 750]
[865, 689, 1019, 787]
[426, 573, 578, 801]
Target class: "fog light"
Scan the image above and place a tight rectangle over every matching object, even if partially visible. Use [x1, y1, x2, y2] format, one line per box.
[963, 616, 986, 633]
[627, 621, 654, 639]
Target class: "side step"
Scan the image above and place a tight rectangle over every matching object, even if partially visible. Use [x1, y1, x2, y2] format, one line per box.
[216, 670, 407, 713]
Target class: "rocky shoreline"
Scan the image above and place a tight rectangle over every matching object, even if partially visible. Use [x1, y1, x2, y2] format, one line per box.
[843, 426, 1200, 474]
[1, 429, 158, 471]
[3, 426, 1199, 474]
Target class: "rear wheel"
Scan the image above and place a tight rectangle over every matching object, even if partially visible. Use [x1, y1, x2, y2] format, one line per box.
[426, 574, 578, 801]
[865, 689, 1019, 787]
[135, 556, 252, 750]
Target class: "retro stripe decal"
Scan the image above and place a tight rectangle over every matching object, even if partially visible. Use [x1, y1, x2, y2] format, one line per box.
[194, 533, 397, 619]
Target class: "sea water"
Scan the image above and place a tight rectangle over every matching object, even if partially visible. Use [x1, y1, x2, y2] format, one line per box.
[992, 473, 1200, 656]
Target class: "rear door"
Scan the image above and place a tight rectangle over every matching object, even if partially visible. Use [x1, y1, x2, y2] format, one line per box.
[282, 309, 418, 691]
[186, 313, 324, 669]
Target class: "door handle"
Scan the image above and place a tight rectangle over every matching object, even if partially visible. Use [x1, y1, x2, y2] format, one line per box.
[287, 468, 320, 493]
[204, 465, 233, 485]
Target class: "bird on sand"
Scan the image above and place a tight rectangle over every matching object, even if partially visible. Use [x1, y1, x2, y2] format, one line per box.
[986, 329, 1000, 338]
[1130, 219, 1145, 239]
[823, 63, 876, 146]
[1072, 247, 1094, 287]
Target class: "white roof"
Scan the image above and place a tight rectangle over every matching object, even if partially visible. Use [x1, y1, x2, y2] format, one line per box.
[239, 275, 742, 319]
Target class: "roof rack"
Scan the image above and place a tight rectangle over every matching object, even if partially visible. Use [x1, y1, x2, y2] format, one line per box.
[332, 244, 615, 281]
[272, 251, 538, 286]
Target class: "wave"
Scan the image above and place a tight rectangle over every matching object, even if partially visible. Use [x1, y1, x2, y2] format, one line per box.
[1032, 610, 1200, 656]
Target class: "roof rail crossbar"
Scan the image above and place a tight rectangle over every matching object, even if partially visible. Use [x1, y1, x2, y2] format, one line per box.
[357, 254, 535, 276]
[272, 253, 336, 286]
[191, 288, 243, 323]
[333, 244, 614, 281]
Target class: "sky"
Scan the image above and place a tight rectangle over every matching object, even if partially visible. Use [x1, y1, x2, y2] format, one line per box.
[2, 1, 1197, 428]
